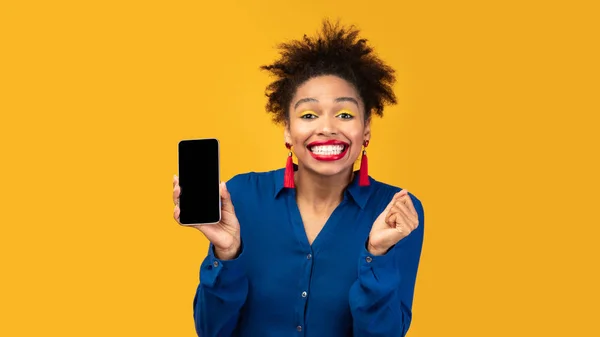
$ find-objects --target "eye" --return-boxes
[299,111,318,119]
[336,111,355,120]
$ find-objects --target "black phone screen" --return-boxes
[178,138,220,224]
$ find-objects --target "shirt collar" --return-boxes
[273,164,372,209]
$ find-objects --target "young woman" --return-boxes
[173,20,425,337]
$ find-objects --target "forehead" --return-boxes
[292,75,360,103]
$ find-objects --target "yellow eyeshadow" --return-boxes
[335,110,355,117]
[299,110,316,117]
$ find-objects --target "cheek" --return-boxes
[350,129,368,152]
[289,124,312,147]
[344,124,366,145]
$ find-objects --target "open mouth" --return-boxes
[308,144,347,155]
[306,141,350,161]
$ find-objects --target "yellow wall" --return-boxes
[1,0,598,336]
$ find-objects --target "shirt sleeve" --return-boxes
[192,174,251,337]
[192,243,248,337]
[349,194,425,337]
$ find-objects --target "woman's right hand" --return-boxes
[173,175,241,260]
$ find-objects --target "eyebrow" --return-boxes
[293,96,360,110]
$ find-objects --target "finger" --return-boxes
[398,209,416,231]
[396,198,418,228]
[386,213,408,236]
[397,189,408,197]
[174,204,180,223]
[385,205,406,227]
[391,198,415,222]
[173,185,181,205]
[398,192,417,216]
[220,182,235,213]
[387,204,413,229]
[385,205,400,224]
[383,191,404,215]
[173,174,179,188]
[392,210,413,232]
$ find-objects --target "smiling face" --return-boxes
[284,75,371,178]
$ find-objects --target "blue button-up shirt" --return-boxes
[193,167,425,337]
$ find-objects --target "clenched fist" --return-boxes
[367,189,419,256]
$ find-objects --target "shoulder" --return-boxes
[225,168,282,188]
[225,167,284,203]
[368,178,425,219]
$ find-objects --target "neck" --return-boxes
[294,164,354,211]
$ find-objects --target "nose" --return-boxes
[317,114,338,136]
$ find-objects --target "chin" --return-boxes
[302,160,355,178]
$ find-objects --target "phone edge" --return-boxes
[177,137,222,225]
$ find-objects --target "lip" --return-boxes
[307,140,349,147]
[306,140,350,161]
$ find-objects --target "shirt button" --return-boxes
[306,253,312,259]
[301,291,307,297]
[297,326,302,332]
[213,261,219,267]
[366,256,373,263]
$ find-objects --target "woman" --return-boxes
[173,20,425,337]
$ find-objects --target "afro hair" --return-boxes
[260,19,398,125]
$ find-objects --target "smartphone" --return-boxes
[177,138,221,225]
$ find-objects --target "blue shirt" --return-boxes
[193,167,425,337]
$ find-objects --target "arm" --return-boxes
[193,243,248,337]
[189,174,250,336]
[349,197,425,337]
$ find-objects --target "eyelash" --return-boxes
[300,112,318,119]
[336,112,354,119]
[299,112,355,120]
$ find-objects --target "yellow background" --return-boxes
[1,0,598,336]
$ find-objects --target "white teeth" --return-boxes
[310,145,345,155]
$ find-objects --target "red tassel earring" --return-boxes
[359,140,370,186]
[284,143,295,188]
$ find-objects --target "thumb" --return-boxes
[382,226,405,247]
[220,182,234,213]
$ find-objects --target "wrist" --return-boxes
[368,247,388,256]
[214,242,241,260]
[367,240,389,256]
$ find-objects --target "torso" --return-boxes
[225,169,408,337]
[296,200,339,245]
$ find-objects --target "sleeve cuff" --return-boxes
[200,242,246,288]
[358,240,402,297]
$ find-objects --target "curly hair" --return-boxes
[260,19,398,125]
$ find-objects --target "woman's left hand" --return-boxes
[367,190,419,256]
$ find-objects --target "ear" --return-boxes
[283,123,292,145]
[363,117,372,143]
